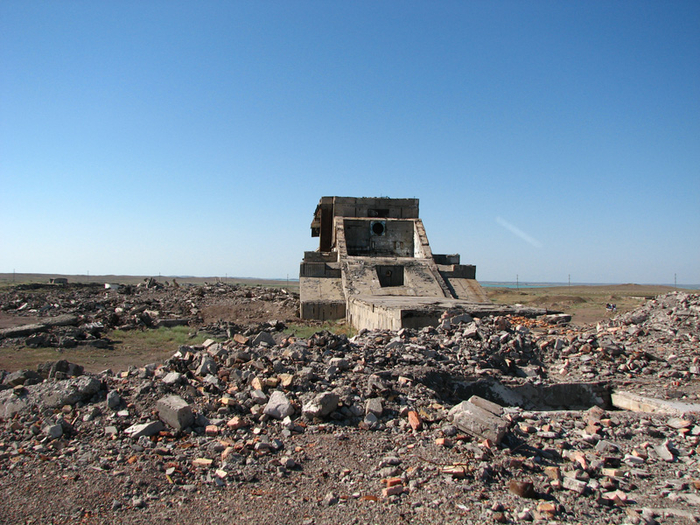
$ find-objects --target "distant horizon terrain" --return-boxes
[0,273,697,291]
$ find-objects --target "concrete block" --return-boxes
[467,395,504,416]
[157,395,194,431]
[611,390,700,415]
[449,400,509,444]
[562,476,588,494]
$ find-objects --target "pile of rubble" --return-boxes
[533,292,700,397]
[0,280,299,349]
[0,292,699,524]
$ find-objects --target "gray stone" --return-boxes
[655,441,675,462]
[202,374,221,388]
[4,369,42,387]
[162,372,183,385]
[124,420,164,439]
[264,391,295,419]
[44,423,63,439]
[463,323,482,340]
[250,389,268,404]
[451,313,473,325]
[207,343,227,358]
[106,390,121,409]
[0,314,79,339]
[364,412,379,426]
[323,492,339,506]
[328,357,349,370]
[365,397,384,417]
[156,395,194,431]
[0,375,103,418]
[302,392,339,419]
[196,356,217,376]
[36,360,84,380]
[252,331,276,347]
[595,440,620,454]
[611,390,700,416]
[194,413,210,427]
[467,395,504,416]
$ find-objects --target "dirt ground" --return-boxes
[485,284,694,325]
[199,299,298,327]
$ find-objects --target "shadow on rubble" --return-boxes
[392,366,612,411]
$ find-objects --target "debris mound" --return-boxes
[0,291,699,524]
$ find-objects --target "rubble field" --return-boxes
[0,281,699,524]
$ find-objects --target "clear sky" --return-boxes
[1,1,699,284]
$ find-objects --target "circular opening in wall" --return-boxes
[371,221,385,236]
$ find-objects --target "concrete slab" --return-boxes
[449,400,509,444]
[611,390,700,415]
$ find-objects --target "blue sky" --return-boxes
[1,1,698,284]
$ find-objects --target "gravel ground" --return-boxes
[0,287,699,524]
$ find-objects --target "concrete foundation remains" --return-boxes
[300,196,529,331]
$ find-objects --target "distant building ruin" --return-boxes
[299,196,494,330]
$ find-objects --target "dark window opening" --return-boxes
[371,221,385,236]
[377,265,404,287]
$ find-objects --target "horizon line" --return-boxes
[0,272,698,288]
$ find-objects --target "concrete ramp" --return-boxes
[444,277,490,302]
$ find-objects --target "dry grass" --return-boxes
[486,283,696,325]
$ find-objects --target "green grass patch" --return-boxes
[110,325,214,352]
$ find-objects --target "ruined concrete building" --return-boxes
[299,196,496,330]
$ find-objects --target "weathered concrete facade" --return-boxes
[300,196,497,330]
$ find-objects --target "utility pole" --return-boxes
[568,274,571,288]
[675,273,677,290]
[516,274,519,290]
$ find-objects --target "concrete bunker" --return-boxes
[300,196,497,331]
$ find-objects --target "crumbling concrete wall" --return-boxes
[300,196,491,330]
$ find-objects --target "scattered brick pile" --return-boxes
[0,291,698,524]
